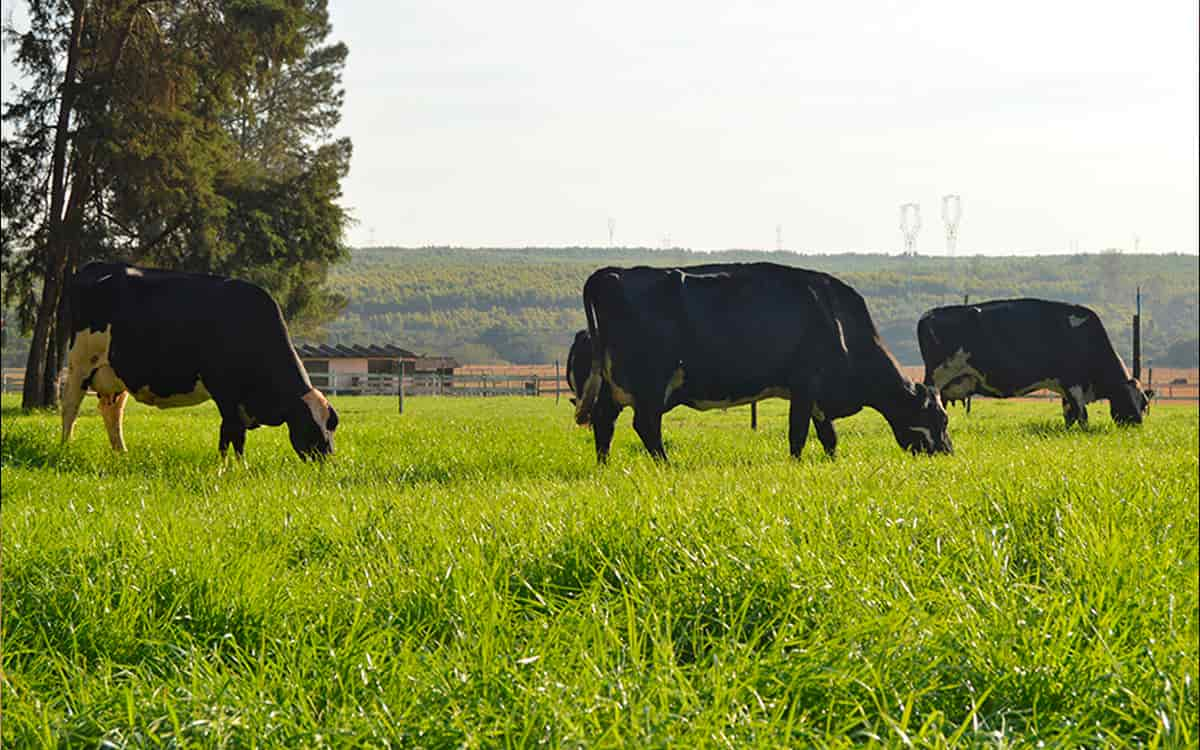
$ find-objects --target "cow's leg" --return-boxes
[1064,386,1088,429]
[632,407,667,461]
[1062,397,1079,428]
[97,391,128,452]
[60,367,88,444]
[218,419,247,469]
[813,415,837,457]
[788,396,812,458]
[592,399,621,464]
[215,401,248,471]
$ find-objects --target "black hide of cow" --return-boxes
[62,262,338,460]
[917,298,1149,427]
[569,263,952,462]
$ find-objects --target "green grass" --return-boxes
[2,394,1197,747]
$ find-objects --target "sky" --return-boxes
[5,1,1199,254]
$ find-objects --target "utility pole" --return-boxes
[1132,286,1142,381]
[900,203,921,256]
[941,194,961,257]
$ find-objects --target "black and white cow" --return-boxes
[569,263,953,462]
[62,262,338,462]
[917,298,1149,427]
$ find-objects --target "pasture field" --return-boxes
[1,394,1197,747]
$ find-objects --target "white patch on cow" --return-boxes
[693,387,790,411]
[97,391,128,451]
[302,388,333,441]
[931,349,974,393]
[811,403,826,421]
[834,318,848,355]
[1068,314,1088,328]
[909,426,933,443]
[63,325,128,446]
[610,381,635,407]
[132,379,211,409]
[932,349,1066,400]
[237,404,259,428]
[932,348,989,400]
[663,366,685,405]
[218,450,239,475]
[603,353,635,407]
[1068,385,1094,407]
[67,325,124,394]
[1014,379,1064,398]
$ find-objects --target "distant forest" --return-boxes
[318,247,1199,368]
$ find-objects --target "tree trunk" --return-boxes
[21,1,86,410]
[43,310,62,405]
[22,256,61,408]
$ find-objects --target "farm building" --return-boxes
[295,344,459,395]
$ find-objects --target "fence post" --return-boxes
[750,401,757,430]
[555,359,561,404]
[1132,286,1142,381]
[397,371,404,415]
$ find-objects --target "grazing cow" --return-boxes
[917,298,1149,427]
[569,263,952,462]
[61,262,338,462]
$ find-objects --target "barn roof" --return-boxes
[296,343,418,359]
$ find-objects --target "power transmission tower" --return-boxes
[941,194,961,257]
[900,203,921,256]
[608,217,616,247]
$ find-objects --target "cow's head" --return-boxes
[1110,378,1150,426]
[566,329,591,417]
[288,389,339,459]
[890,382,953,455]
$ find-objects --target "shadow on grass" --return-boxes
[1018,419,1115,439]
[0,403,35,420]
[0,427,79,470]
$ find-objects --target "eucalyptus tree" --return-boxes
[1,0,350,409]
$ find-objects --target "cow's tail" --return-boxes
[916,314,938,385]
[574,272,610,425]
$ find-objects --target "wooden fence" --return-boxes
[307,371,569,399]
[0,368,571,401]
[3,367,1197,402]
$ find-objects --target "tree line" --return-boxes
[320,247,1199,368]
[2,0,351,410]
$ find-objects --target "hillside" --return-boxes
[2,249,1194,370]
[319,247,1199,367]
